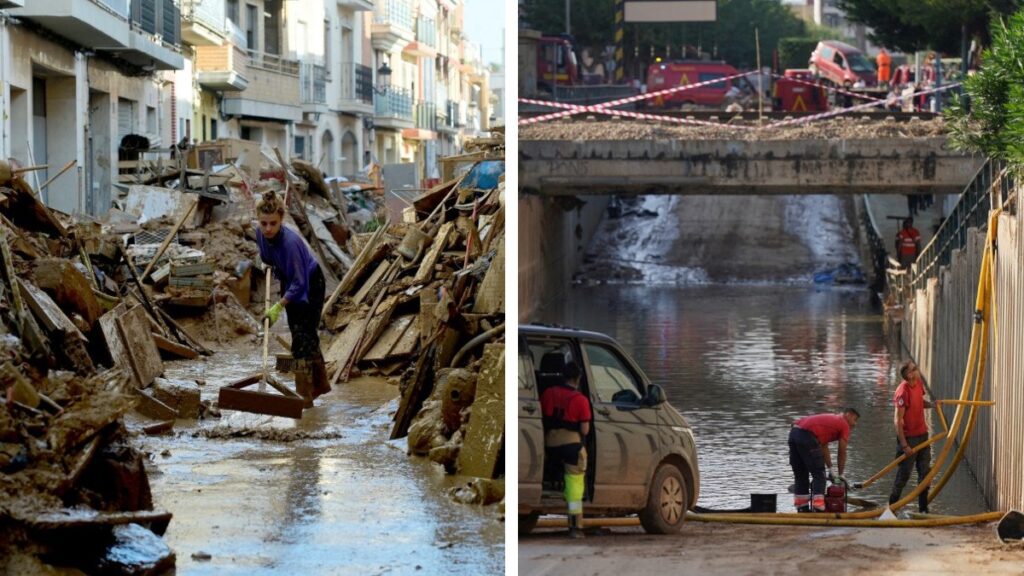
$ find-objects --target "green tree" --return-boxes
[835,0,1021,53]
[946,10,1024,165]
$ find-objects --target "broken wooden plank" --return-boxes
[217,374,304,419]
[321,223,389,320]
[16,278,86,338]
[456,343,505,478]
[362,314,416,362]
[134,388,179,421]
[116,305,163,388]
[389,316,421,358]
[472,236,504,314]
[142,420,175,435]
[17,508,174,532]
[323,321,363,372]
[355,294,399,360]
[152,333,199,360]
[99,304,130,372]
[414,222,454,284]
[390,344,436,439]
[352,259,389,307]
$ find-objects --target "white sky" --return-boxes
[463,0,505,68]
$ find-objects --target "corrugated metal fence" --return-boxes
[899,168,1022,511]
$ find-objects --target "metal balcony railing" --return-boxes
[300,62,327,105]
[339,62,374,105]
[415,101,437,130]
[130,0,180,46]
[246,49,300,75]
[416,15,436,47]
[910,158,1014,291]
[373,0,413,30]
[374,86,413,119]
[181,0,225,33]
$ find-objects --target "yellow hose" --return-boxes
[535,511,1005,529]
[857,433,945,489]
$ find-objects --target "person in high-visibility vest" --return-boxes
[540,360,592,538]
[876,49,892,87]
[895,217,922,269]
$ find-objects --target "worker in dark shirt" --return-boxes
[789,408,860,511]
[540,360,592,538]
[255,190,328,407]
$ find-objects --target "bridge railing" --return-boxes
[909,157,1014,291]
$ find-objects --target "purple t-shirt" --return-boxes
[256,225,319,304]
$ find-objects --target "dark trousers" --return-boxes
[285,265,325,360]
[889,433,931,512]
[789,427,826,496]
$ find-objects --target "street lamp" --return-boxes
[374,62,392,95]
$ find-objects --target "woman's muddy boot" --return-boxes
[293,359,314,408]
[311,354,330,399]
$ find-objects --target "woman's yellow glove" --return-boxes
[264,302,284,326]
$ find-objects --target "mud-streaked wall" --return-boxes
[519,195,609,322]
[902,201,1024,511]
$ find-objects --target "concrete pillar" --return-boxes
[45,73,81,214]
[0,18,9,159]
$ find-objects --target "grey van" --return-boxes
[519,324,700,534]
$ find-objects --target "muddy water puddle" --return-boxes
[542,284,990,515]
[134,349,503,575]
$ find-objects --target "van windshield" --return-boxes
[846,53,875,73]
[698,72,727,89]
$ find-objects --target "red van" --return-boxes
[808,41,877,88]
[644,61,752,108]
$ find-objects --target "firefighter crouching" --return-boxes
[540,360,592,538]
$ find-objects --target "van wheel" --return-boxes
[519,512,540,534]
[639,464,688,534]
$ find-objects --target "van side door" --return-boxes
[582,340,661,510]
[518,335,543,507]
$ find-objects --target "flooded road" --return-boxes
[133,350,504,575]
[540,284,989,515]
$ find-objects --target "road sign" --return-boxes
[624,0,717,22]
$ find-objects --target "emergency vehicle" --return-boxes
[772,69,829,112]
[643,60,751,108]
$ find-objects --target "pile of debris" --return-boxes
[520,115,951,141]
[0,163,176,574]
[319,142,506,504]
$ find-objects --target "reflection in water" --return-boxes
[541,284,988,514]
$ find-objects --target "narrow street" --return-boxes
[138,351,504,575]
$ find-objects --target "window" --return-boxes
[226,0,239,25]
[833,51,845,68]
[584,343,643,405]
[294,135,306,160]
[146,106,156,135]
[210,118,218,140]
[698,72,727,89]
[527,339,577,394]
[245,4,258,52]
[518,347,534,393]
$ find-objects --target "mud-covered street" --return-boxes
[136,350,504,575]
[520,522,1024,575]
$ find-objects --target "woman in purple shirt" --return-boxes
[255,190,328,407]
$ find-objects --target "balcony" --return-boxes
[121,0,183,70]
[222,50,301,122]
[181,0,226,47]
[195,43,249,90]
[0,0,24,8]
[337,0,373,10]
[339,62,375,115]
[9,0,131,49]
[437,99,461,134]
[404,15,437,57]
[374,86,414,130]
[402,100,437,140]
[371,0,414,52]
[300,62,328,114]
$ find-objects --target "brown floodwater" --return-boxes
[539,284,990,515]
[133,349,504,575]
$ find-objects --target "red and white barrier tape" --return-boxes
[770,72,884,103]
[764,82,961,129]
[520,98,755,129]
[519,70,759,125]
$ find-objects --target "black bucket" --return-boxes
[997,510,1024,542]
[750,493,777,513]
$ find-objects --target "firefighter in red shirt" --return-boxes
[789,408,860,511]
[889,361,935,513]
[540,360,592,538]
[895,217,922,269]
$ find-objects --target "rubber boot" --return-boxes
[311,353,331,399]
[294,359,314,408]
[567,513,584,539]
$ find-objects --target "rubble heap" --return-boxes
[320,142,506,503]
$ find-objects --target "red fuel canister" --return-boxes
[825,484,846,512]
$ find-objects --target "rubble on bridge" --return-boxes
[520,115,950,141]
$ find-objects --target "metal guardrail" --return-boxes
[374,86,413,119]
[181,0,225,33]
[300,62,327,105]
[373,0,413,30]
[246,49,300,76]
[910,158,1014,291]
[339,62,373,105]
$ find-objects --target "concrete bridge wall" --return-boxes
[521,138,983,196]
[519,194,609,322]
[902,202,1024,511]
